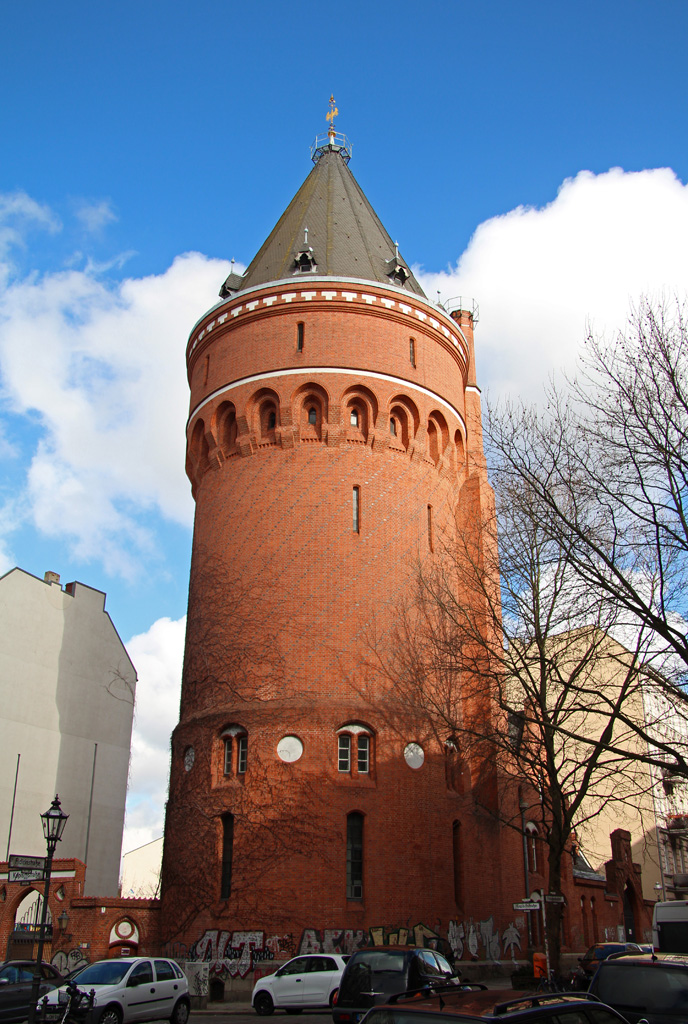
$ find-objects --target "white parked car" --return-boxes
[38,957,190,1024]
[252,954,349,1015]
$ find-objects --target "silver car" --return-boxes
[39,958,190,1024]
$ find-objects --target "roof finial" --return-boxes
[394,240,399,259]
[304,227,308,244]
[326,94,339,145]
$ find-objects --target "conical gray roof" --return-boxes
[223,145,425,298]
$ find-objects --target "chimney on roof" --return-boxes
[44,571,61,586]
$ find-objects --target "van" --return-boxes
[653,900,688,953]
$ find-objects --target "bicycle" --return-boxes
[39,980,96,1024]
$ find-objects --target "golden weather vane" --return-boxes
[326,94,339,128]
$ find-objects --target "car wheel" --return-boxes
[254,992,275,1016]
[329,990,338,1008]
[99,1006,123,1024]
[170,999,190,1024]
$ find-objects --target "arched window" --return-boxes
[350,409,359,427]
[268,411,276,430]
[346,812,364,899]
[390,417,397,436]
[220,813,234,899]
[222,726,248,776]
[338,725,372,775]
[308,407,317,425]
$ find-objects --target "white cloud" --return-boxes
[123,615,186,854]
[416,167,688,401]
[75,199,117,234]
[0,252,234,576]
[0,191,61,286]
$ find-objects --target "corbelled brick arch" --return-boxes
[159,123,509,970]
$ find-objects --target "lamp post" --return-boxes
[27,795,68,1024]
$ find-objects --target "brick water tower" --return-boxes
[159,110,505,966]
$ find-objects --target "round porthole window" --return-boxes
[404,742,424,769]
[183,746,195,772]
[277,736,304,763]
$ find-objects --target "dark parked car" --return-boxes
[588,951,688,1023]
[333,947,461,1023]
[358,987,630,1023]
[577,942,643,978]
[0,961,65,1023]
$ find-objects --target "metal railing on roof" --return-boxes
[311,132,352,164]
[444,296,480,323]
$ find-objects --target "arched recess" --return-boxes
[108,917,141,956]
[214,400,238,454]
[427,411,449,465]
[188,417,211,486]
[8,889,52,959]
[342,385,378,444]
[247,387,281,443]
[292,382,329,442]
[454,428,466,472]
[389,394,419,452]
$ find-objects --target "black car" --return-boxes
[588,951,688,1023]
[0,961,66,1023]
[358,987,629,1023]
[333,947,461,1023]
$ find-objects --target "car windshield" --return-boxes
[351,953,405,973]
[70,962,133,986]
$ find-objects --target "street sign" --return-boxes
[9,868,45,883]
[513,901,541,911]
[545,894,566,903]
[9,855,46,870]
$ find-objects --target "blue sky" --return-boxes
[3,0,688,853]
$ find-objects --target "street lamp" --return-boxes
[27,795,68,1024]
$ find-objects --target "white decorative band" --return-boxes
[188,366,467,439]
[189,287,468,360]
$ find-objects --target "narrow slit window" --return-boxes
[338,734,351,772]
[308,407,317,425]
[203,354,210,385]
[353,486,360,533]
[347,813,364,900]
[390,417,397,436]
[427,505,434,552]
[410,338,416,367]
[297,322,304,352]
[221,814,234,899]
[223,737,232,775]
[237,735,248,774]
[357,735,370,774]
[268,410,276,430]
[350,409,359,427]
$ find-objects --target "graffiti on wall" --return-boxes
[52,949,90,975]
[188,918,523,978]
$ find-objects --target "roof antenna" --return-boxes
[326,94,339,145]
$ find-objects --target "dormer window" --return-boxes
[294,250,317,273]
[386,257,410,287]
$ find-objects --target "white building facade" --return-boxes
[0,568,136,896]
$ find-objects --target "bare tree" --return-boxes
[487,297,688,685]
[371,466,661,972]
